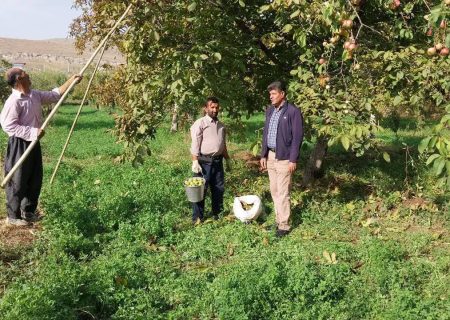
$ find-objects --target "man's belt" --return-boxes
[198,154,223,163]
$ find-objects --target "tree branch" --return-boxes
[348,0,389,40]
[234,19,289,71]
[207,0,289,71]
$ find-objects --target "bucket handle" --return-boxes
[193,169,206,180]
[187,170,206,184]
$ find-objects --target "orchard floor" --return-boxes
[0,105,448,319]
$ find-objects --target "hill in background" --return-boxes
[0,37,124,73]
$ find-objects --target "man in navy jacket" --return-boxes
[260,81,303,237]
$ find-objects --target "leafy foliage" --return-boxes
[419,104,450,187]
[267,0,450,179]
[70,0,450,184]
[89,65,128,111]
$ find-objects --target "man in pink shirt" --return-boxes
[1,68,81,226]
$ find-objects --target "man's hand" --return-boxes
[59,75,83,95]
[38,129,45,139]
[192,160,202,173]
[70,74,83,84]
[288,162,297,173]
[260,157,267,170]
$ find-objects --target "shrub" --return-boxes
[0,59,12,102]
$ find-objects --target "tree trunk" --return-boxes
[170,103,179,133]
[302,136,328,187]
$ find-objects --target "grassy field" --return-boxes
[0,105,448,319]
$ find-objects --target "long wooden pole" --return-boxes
[1,3,133,188]
[49,43,108,185]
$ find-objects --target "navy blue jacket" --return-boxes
[260,101,304,163]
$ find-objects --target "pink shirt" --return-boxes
[190,115,226,156]
[1,88,60,141]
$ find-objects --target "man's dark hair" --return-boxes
[5,68,23,87]
[267,81,286,93]
[205,96,219,105]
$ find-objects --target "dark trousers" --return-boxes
[192,157,224,221]
[4,137,43,219]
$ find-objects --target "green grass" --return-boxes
[0,105,448,319]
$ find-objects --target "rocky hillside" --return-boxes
[0,37,124,73]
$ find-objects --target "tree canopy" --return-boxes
[71,0,450,187]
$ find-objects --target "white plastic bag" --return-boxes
[233,195,262,223]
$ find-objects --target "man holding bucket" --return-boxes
[190,96,231,224]
[260,81,303,237]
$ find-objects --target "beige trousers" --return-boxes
[267,150,292,231]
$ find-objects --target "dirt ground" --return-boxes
[233,151,261,170]
[0,218,40,250]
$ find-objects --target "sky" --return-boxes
[0,0,82,40]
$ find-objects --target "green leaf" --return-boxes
[383,152,391,163]
[434,157,445,176]
[290,9,300,18]
[327,137,336,147]
[341,136,350,151]
[295,32,306,47]
[239,0,245,7]
[282,24,293,33]
[429,5,442,25]
[154,31,160,41]
[429,136,437,148]
[187,2,197,12]
[410,94,420,105]
[418,136,432,154]
[393,95,402,106]
[200,54,208,60]
[342,50,350,61]
[436,139,444,154]
[260,4,271,12]
[426,153,440,166]
[252,144,259,156]
[213,52,222,61]
[356,127,363,139]
[441,114,450,124]
[445,33,450,48]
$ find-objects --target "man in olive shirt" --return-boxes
[190,97,230,224]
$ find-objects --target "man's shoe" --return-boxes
[21,211,42,223]
[212,214,219,221]
[192,217,203,226]
[276,229,290,238]
[6,217,30,226]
